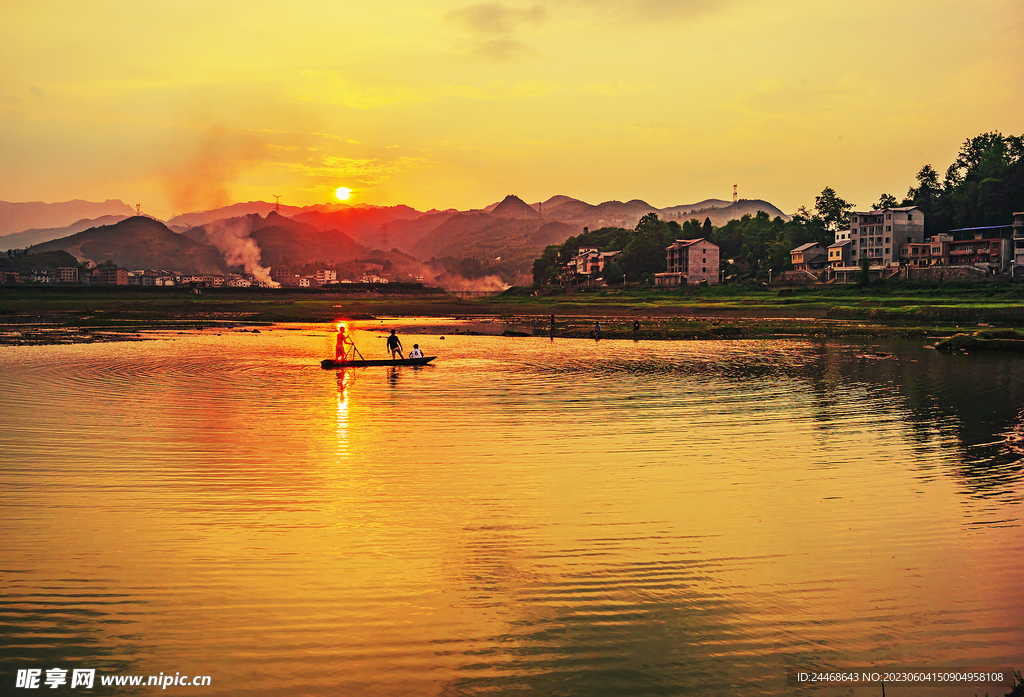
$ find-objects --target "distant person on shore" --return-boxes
[335,324,354,362]
[409,344,424,359]
[387,329,404,360]
[593,321,601,340]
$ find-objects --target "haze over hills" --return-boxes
[288,205,428,250]
[15,193,790,285]
[167,201,353,230]
[0,215,130,249]
[185,211,368,270]
[31,217,227,273]
[0,199,135,236]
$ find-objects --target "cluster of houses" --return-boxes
[564,240,721,288]
[788,208,1024,283]
[0,267,277,287]
[268,266,408,287]
[0,264,414,288]
[562,208,1024,287]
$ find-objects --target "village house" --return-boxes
[57,267,79,283]
[568,247,621,277]
[1014,212,1024,272]
[946,226,1013,272]
[655,238,720,287]
[790,243,828,271]
[898,226,1012,272]
[827,240,853,269]
[316,269,337,284]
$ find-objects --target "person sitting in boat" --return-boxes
[409,344,423,359]
[335,324,354,362]
[386,329,404,360]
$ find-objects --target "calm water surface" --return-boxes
[2,321,1022,696]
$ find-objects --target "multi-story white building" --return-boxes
[655,238,720,286]
[849,206,925,266]
[316,269,337,284]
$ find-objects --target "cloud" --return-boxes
[446,3,548,35]
[559,0,728,23]
[446,3,548,61]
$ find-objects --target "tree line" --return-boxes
[532,131,1023,285]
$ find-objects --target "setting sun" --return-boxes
[335,187,351,201]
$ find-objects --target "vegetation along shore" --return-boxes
[3,283,1024,348]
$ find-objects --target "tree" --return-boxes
[859,255,871,286]
[875,193,899,210]
[603,261,624,285]
[702,217,713,238]
[635,212,661,233]
[814,187,854,231]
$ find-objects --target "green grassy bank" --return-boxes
[1,283,1023,345]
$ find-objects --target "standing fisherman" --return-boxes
[386,329,404,360]
[335,323,354,362]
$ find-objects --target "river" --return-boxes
[1,320,1022,696]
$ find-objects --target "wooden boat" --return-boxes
[321,356,436,369]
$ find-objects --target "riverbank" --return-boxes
[2,284,1022,346]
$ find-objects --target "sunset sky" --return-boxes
[2,0,1021,219]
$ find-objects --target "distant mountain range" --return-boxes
[17,194,789,283]
[0,199,134,236]
[31,217,227,273]
[0,214,130,249]
[167,201,351,229]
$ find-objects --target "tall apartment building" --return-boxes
[849,206,925,265]
[655,238,719,286]
[96,267,129,285]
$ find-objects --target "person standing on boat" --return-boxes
[335,324,354,362]
[386,329,404,360]
[409,344,423,359]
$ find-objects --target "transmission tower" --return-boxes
[732,185,737,204]
[136,203,141,215]
[273,195,281,212]
[379,224,390,251]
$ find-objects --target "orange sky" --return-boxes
[2,0,1022,219]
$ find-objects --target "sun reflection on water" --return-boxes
[335,369,351,461]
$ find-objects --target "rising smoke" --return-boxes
[435,273,509,292]
[202,217,279,287]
